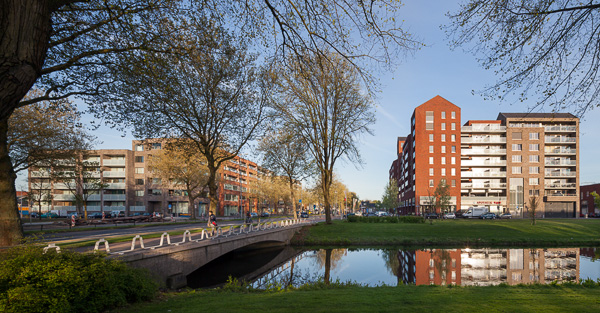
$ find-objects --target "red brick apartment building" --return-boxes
[580,183,600,216]
[391,96,580,218]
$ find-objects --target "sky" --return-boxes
[17,1,600,199]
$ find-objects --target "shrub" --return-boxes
[0,244,157,313]
[347,216,424,224]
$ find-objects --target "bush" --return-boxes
[347,216,424,224]
[0,244,157,313]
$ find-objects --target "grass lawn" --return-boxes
[113,284,600,313]
[293,219,600,247]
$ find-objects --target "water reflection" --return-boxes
[253,247,598,288]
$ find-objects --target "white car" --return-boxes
[375,211,389,217]
[443,212,456,219]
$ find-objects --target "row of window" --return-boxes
[511,155,539,163]
[429,145,457,153]
[429,179,456,187]
[429,134,456,142]
[429,168,457,176]
[512,144,539,151]
[429,156,457,165]
[512,132,539,140]
[425,121,458,131]
[511,167,540,174]
[134,143,162,151]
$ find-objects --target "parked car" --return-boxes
[41,212,59,218]
[479,212,497,219]
[89,212,103,219]
[500,212,512,219]
[30,212,39,218]
[366,212,377,217]
[375,211,389,217]
[424,212,439,219]
[142,212,151,217]
[443,212,456,219]
[300,212,309,218]
[250,212,258,218]
[260,212,270,218]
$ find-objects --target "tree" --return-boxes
[434,180,452,214]
[275,52,375,224]
[258,128,314,219]
[591,191,600,215]
[94,20,272,217]
[1,0,420,246]
[447,1,600,114]
[27,169,53,220]
[382,179,399,212]
[527,193,540,225]
[147,142,210,219]
[8,89,94,174]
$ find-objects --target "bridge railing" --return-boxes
[84,218,310,255]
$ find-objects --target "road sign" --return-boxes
[299,199,302,203]
[313,204,316,209]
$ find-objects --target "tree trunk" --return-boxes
[0,117,22,246]
[289,180,297,219]
[324,249,332,285]
[322,171,333,224]
[187,184,196,219]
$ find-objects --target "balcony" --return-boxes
[462,148,506,155]
[53,183,73,189]
[54,206,76,211]
[545,194,578,201]
[461,171,507,178]
[53,194,75,201]
[30,171,50,177]
[461,183,507,189]
[86,194,101,201]
[545,136,576,144]
[461,159,506,166]
[545,126,576,132]
[103,159,126,166]
[32,183,52,189]
[130,206,146,212]
[85,206,101,212]
[545,159,576,166]
[461,137,506,144]
[545,171,576,177]
[105,183,126,189]
[461,125,506,132]
[545,148,576,155]
[545,183,577,189]
[88,171,101,178]
[103,194,126,201]
[104,205,126,211]
[103,171,126,177]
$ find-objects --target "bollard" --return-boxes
[43,243,61,254]
[94,238,111,253]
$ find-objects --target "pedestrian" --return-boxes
[245,211,252,224]
[208,211,217,236]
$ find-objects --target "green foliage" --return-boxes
[347,216,424,224]
[0,245,157,313]
[381,179,398,210]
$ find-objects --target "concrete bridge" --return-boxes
[100,220,309,289]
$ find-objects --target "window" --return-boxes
[151,143,162,150]
[529,178,539,185]
[512,166,522,174]
[529,132,539,140]
[429,179,434,187]
[441,111,446,119]
[451,134,456,142]
[451,157,456,164]
[135,190,144,196]
[429,134,434,142]
[451,123,456,130]
[441,123,446,130]
[451,168,456,176]
[135,167,144,174]
[135,144,144,151]
[426,111,434,130]
[512,132,522,140]
[529,167,539,174]
[451,111,456,119]
[529,144,539,151]
[441,157,446,164]
[529,189,540,196]
[451,146,456,153]
[429,168,434,176]
[441,168,446,176]
[135,179,144,185]
[152,178,162,184]
[529,155,539,163]
[451,179,456,187]
[429,157,434,165]
[441,146,446,153]
[429,146,434,153]
[441,134,446,142]
[134,156,144,163]
[512,155,522,163]
[135,201,144,206]
[149,189,162,196]
[512,144,522,151]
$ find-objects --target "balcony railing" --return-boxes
[462,148,506,155]
[103,171,126,177]
[129,206,146,212]
[54,206,76,211]
[461,125,506,132]
[545,136,577,143]
[461,160,506,166]
[104,205,126,210]
[461,183,507,189]
[30,171,50,177]
[544,159,576,166]
[544,183,577,188]
[461,137,506,144]
[85,206,101,212]
[53,194,75,201]
[86,194,101,201]
[105,183,126,189]
[53,183,73,189]
[545,148,576,154]
[102,159,126,166]
[461,171,507,178]
[103,194,126,201]
[545,171,576,177]
[545,126,576,132]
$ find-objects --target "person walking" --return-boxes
[245,211,252,224]
[208,211,217,236]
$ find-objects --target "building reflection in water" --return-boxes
[398,248,579,286]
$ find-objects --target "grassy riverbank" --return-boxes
[292,218,600,247]
[114,284,600,312]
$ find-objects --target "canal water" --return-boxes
[187,247,600,288]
